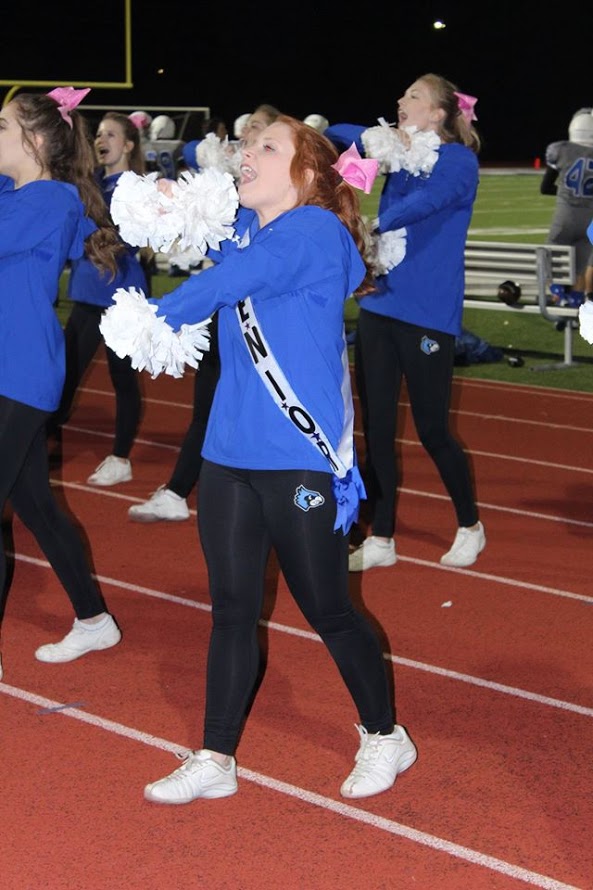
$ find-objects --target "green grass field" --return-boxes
[58,169,593,392]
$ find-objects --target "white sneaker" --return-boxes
[128,486,190,523]
[348,536,396,572]
[340,724,417,799]
[144,750,238,804]
[35,615,121,663]
[87,455,132,487]
[440,521,486,567]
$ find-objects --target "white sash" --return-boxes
[235,297,350,479]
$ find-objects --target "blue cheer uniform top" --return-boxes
[151,205,363,475]
[0,175,96,411]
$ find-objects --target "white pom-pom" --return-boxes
[369,229,407,276]
[110,171,184,252]
[99,287,158,361]
[196,133,240,177]
[110,168,238,256]
[167,244,206,271]
[404,129,441,176]
[579,300,593,345]
[99,287,212,378]
[362,122,403,174]
[225,143,243,180]
[173,168,239,254]
[361,120,441,177]
[178,321,212,369]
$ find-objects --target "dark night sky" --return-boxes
[1,2,590,163]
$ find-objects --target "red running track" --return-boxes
[1,358,592,890]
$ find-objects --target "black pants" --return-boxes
[355,309,479,537]
[51,302,141,458]
[0,396,106,618]
[168,315,220,498]
[198,461,394,755]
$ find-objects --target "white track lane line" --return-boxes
[11,552,593,716]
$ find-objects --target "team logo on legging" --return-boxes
[294,485,325,512]
[420,335,440,355]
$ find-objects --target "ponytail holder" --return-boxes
[454,91,478,124]
[330,143,379,195]
[46,86,91,128]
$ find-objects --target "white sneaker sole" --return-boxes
[87,474,132,487]
[35,629,122,663]
[440,535,486,567]
[144,782,237,804]
[128,510,189,523]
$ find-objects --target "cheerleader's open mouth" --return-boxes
[239,164,256,185]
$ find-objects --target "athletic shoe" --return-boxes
[340,724,417,799]
[348,536,396,572]
[87,455,132,487]
[144,750,238,804]
[35,615,121,664]
[128,485,190,523]
[440,521,486,567]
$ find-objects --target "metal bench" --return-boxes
[463,240,578,369]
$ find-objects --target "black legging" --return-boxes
[51,302,141,458]
[355,309,479,537]
[198,461,394,755]
[0,396,106,618]
[168,315,220,498]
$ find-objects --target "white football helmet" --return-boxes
[568,110,593,147]
[233,113,251,139]
[304,114,329,133]
[149,114,175,141]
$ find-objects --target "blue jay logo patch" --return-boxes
[294,485,325,512]
[420,335,440,355]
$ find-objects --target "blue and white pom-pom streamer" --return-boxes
[99,287,212,379]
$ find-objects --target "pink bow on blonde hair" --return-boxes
[46,86,91,128]
[331,143,379,195]
[454,91,478,125]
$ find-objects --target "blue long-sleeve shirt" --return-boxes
[0,176,96,410]
[151,204,363,475]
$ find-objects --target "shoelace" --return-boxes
[359,735,383,760]
[172,749,227,776]
[352,731,385,772]
[171,750,203,775]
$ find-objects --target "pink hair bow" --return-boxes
[331,143,379,195]
[46,86,91,128]
[454,91,478,124]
